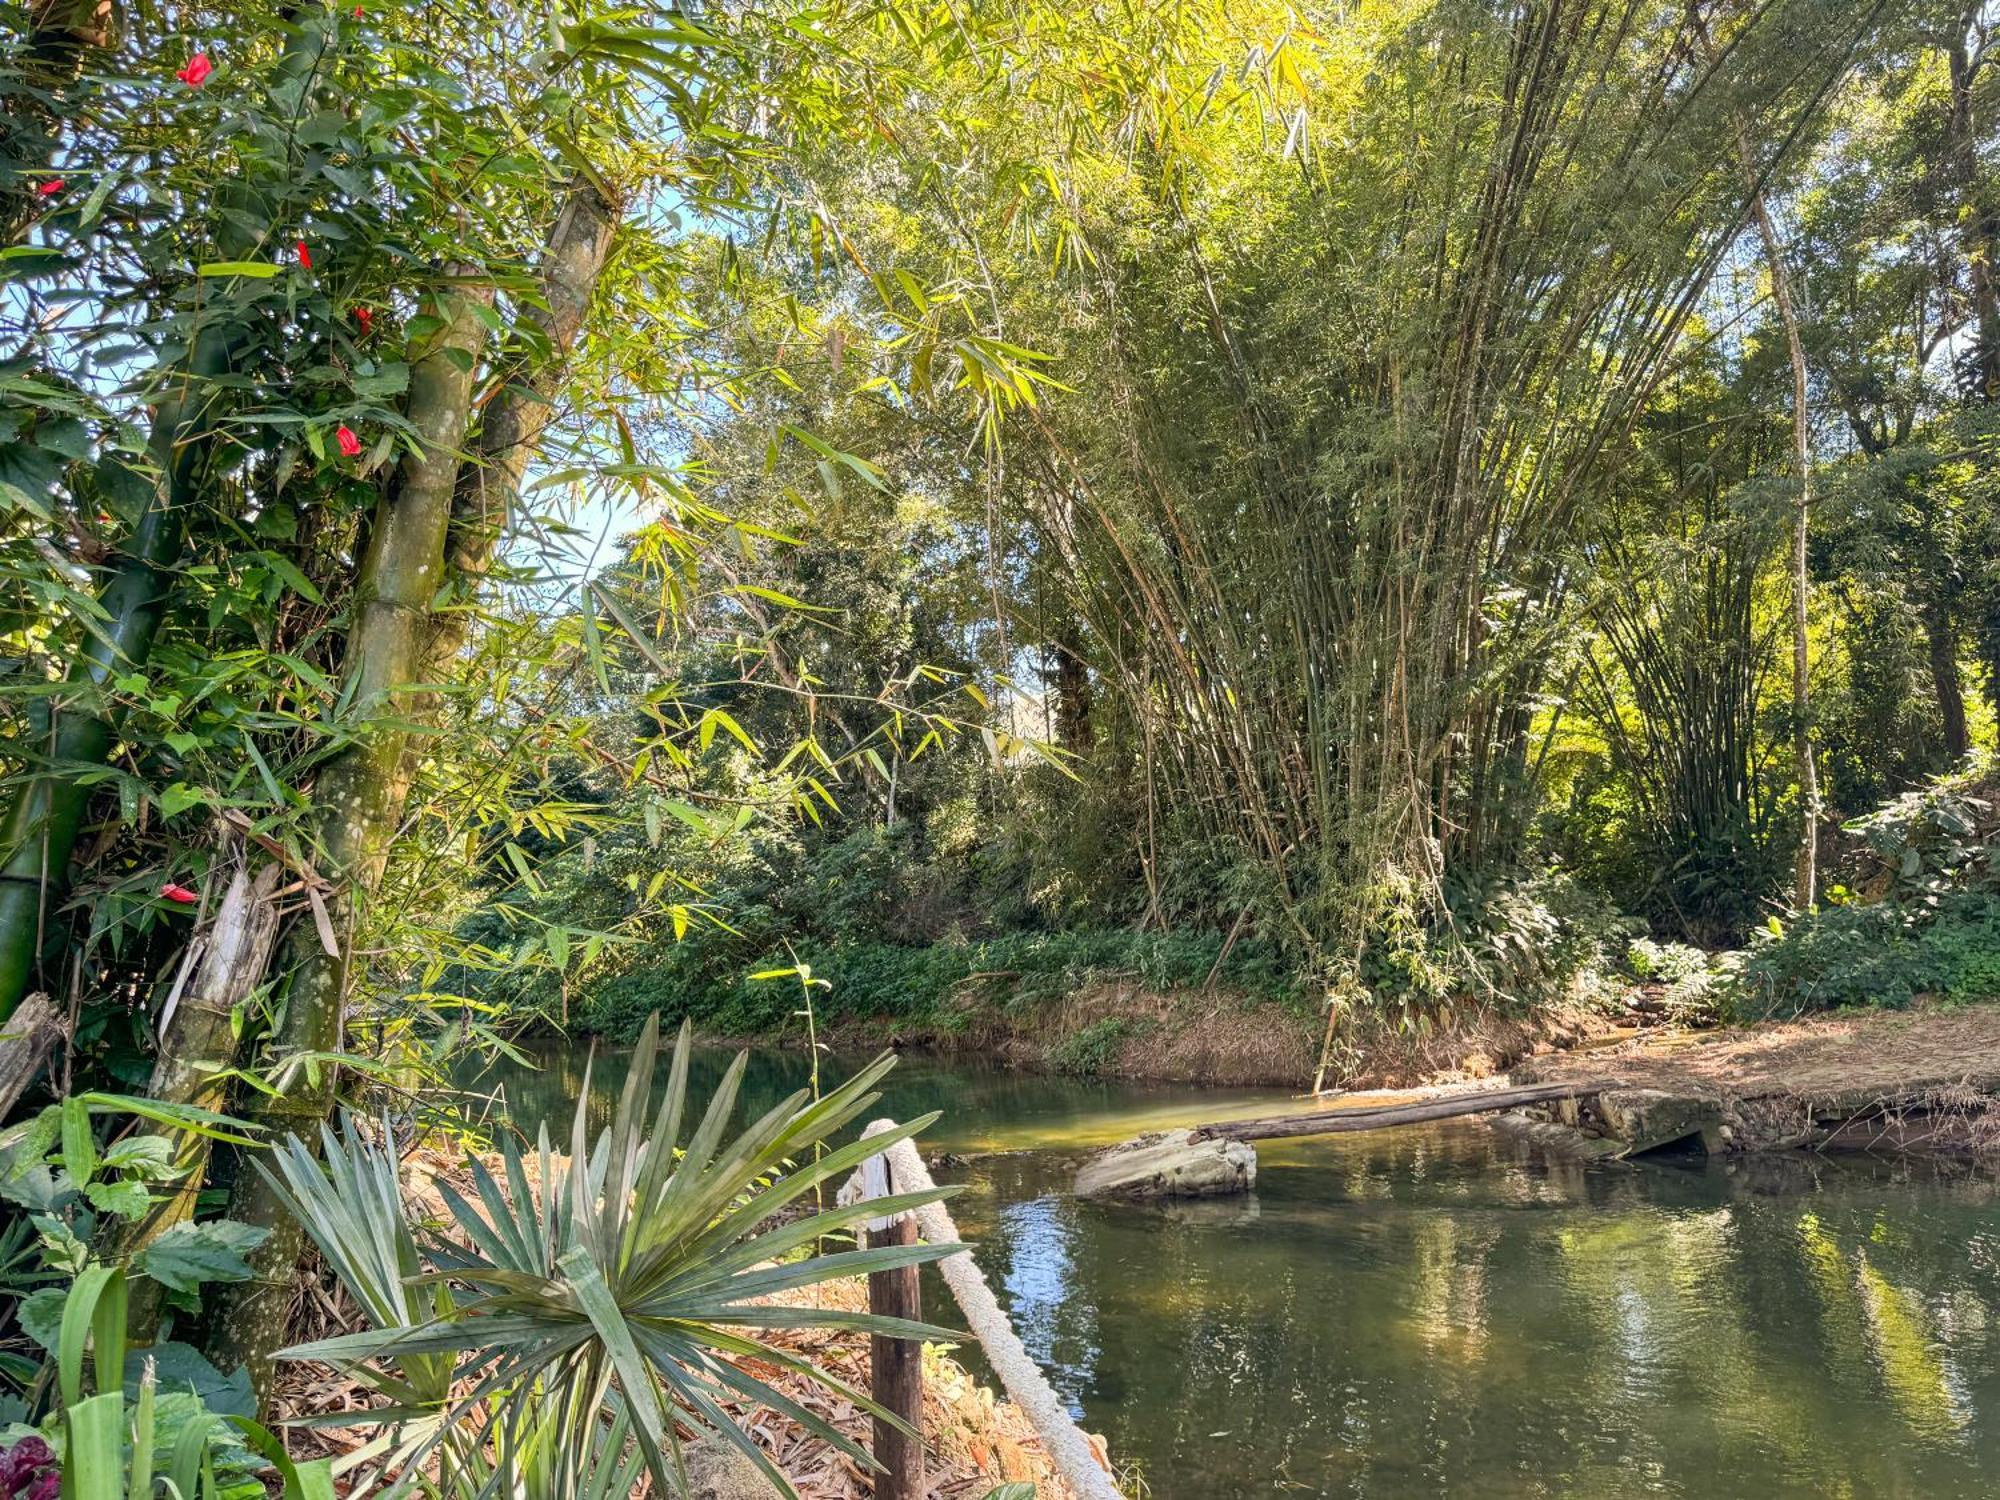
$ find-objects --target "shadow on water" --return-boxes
[458,1042,2000,1499]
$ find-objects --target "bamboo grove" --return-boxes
[5,0,2000,1427]
[725,0,2000,1002]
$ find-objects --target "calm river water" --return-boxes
[457,1043,2000,1499]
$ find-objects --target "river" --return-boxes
[458,1042,2000,1498]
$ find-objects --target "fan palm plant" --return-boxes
[266,1016,958,1499]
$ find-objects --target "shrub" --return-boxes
[271,1018,957,1499]
[1720,759,2000,1020]
[1725,891,2000,1019]
[1049,1018,1135,1076]
[1625,937,1708,986]
[576,927,1307,1041]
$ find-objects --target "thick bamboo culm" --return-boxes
[848,1120,1127,1500]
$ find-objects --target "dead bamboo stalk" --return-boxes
[0,992,63,1118]
[1188,1080,1615,1144]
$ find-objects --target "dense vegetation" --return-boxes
[6,0,2000,1482]
[440,0,2000,1057]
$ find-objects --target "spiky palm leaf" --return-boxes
[273,1016,958,1499]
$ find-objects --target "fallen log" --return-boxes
[1188,1080,1619,1144]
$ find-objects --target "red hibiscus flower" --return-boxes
[295,238,312,270]
[160,882,199,905]
[353,305,373,334]
[38,179,63,197]
[335,424,362,458]
[176,52,213,87]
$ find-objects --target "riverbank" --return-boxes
[701,978,1613,1091]
[1506,1000,2000,1154]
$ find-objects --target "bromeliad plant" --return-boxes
[266,1016,956,1498]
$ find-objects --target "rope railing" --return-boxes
[844,1118,1128,1500]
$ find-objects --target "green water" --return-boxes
[459,1044,2000,1498]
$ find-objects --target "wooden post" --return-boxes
[862,1154,924,1500]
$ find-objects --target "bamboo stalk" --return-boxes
[207,277,493,1393]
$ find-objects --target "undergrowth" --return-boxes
[1726,755,2000,1019]
[577,927,1307,1041]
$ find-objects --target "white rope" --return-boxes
[849,1119,1127,1500]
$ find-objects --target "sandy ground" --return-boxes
[1513,1002,2000,1103]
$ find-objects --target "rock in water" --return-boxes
[1074,1127,1257,1200]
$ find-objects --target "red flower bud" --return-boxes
[176,53,213,88]
[295,238,313,270]
[353,305,373,334]
[352,4,363,15]
[38,179,63,198]
[160,882,199,905]
[335,424,362,458]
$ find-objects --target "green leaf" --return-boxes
[84,1177,152,1219]
[157,783,209,819]
[65,1392,126,1500]
[100,1134,177,1179]
[61,1094,97,1183]
[19,1287,65,1351]
[136,1220,270,1293]
[350,363,410,399]
[196,262,279,278]
[249,550,324,604]
[126,1342,256,1418]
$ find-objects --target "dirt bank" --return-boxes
[745,980,1611,1091]
[1511,1002,2000,1153]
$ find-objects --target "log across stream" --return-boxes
[1076,1077,1744,1199]
[1188,1080,1613,1143]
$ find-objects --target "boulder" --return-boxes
[1074,1128,1257,1200]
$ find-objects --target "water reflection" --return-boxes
[461,1043,2000,1499]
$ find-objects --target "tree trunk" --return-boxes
[206,177,618,1394]
[1050,616,1094,754]
[1926,600,1972,760]
[205,280,493,1394]
[1710,16,1820,911]
[428,176,618,677]
[1947,17,2000,402]
[1,0,115,243]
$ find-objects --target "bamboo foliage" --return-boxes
[967,0,1880,975]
